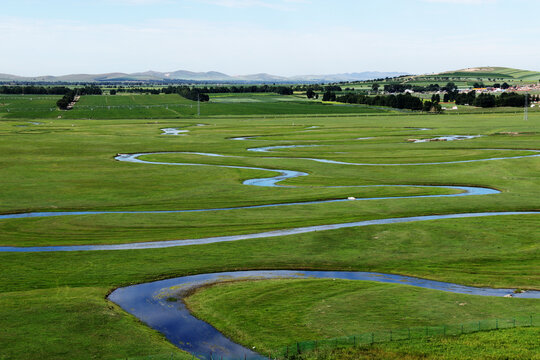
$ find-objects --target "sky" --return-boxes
[1,0,539,76]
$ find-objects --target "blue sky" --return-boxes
[1,0,539,76]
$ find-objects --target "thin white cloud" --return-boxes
[200,0,307,10]
[109,0,173,4]
[423,0,496,4]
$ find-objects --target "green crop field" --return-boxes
[0,103,538,359]
[346,67,540,90]
[0,93,392,120]
[434,67,540,81]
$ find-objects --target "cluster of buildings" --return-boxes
[470,84,540,93]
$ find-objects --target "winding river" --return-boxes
[108,270,540,360]
[4,149,540,252]
[2,137,539,359]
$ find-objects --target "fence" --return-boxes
[273,315,539,359]
[117,315,538,360]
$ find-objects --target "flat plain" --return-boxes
[0,95,538,359]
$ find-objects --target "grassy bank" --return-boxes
[0,111,538,359]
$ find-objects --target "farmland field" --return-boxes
[0,93,392,119]
[0,103,538,359]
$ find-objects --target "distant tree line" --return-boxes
[384,82,457,94]
[1,85,102,96]
[472,82,510,89]
[113,84,322,99]
[443,91,533,108]
[114,87,160,94]
[335,92,424,111]
[1,85,73,95]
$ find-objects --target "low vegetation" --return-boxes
[0,100,538,359]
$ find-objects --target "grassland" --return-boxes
[0,105,538,359]
[185,279,539,354]
[433,67,540,82]
[291,327,540,360]
[346,66,540,91]
[0,93,391,119]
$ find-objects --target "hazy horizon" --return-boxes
[2,0,539,77]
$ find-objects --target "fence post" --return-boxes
[461,324,464,334]
[513,319,516,328]
[297,342,300,354]
[353,336,356,347]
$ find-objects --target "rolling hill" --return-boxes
[424,67,540,82]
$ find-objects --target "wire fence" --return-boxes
[115,315,538,360]
[273,315,539,359]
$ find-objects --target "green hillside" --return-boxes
[423,67,540,82]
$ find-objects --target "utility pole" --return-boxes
[524,92,528,121]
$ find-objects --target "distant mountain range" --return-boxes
[0,70,409,83]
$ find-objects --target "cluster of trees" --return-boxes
[335,92,424,111]
[421,94,442,112]
[78,85,103,95]
[383,82,457,94]
[306,89,319,99]
[56,91,77,110]
[492,82,510,89]
[469,82,512,89]
[444,90,477,105]
[163,86,209,102]
[474,92,532,108]
[322,91,336,101]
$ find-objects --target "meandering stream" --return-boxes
[2,136,539,359]
[108,270,540,360]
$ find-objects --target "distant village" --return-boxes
[469,83,540,93]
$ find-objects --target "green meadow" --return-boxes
[0,99,538,359]
[347,67,540,90]
[289,327,540,360]
[0,92,391,119]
